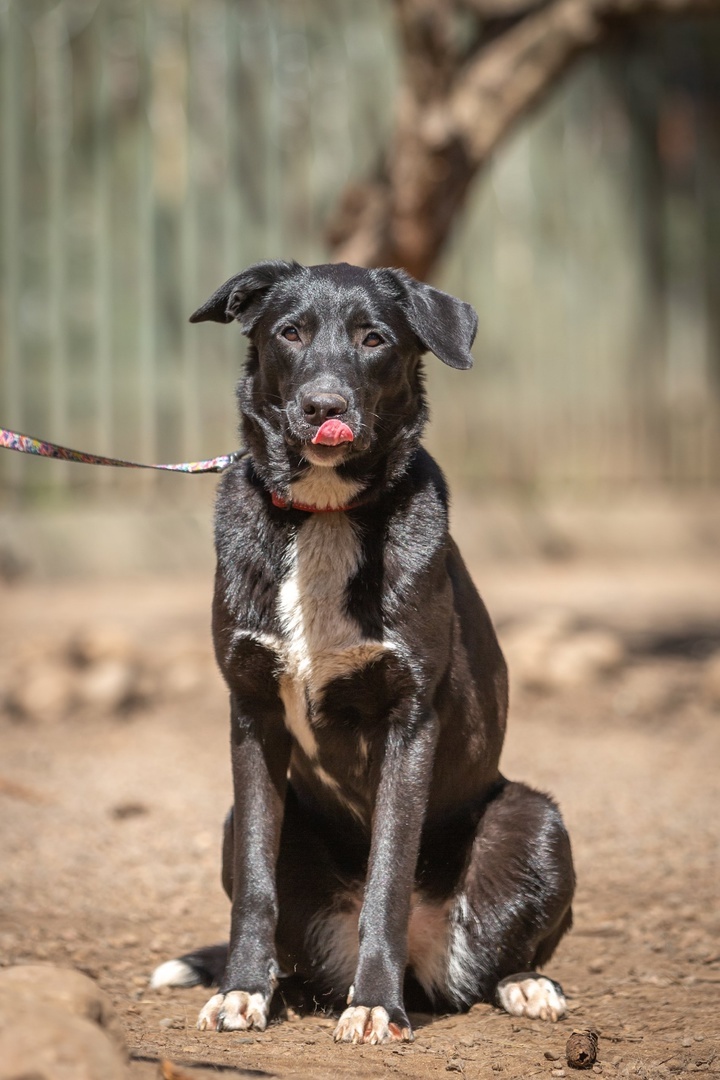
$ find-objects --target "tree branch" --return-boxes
[328,0,720,278]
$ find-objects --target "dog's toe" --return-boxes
[496,974,566,1022]
[197,990,268,1032]
[333,1005,413,1045]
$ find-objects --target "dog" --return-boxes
[150,260,575,1045]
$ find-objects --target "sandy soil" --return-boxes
[1,560,719,1080]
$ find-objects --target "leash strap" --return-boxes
[0,427,245,474]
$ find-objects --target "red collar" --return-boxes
[270,490,367,514]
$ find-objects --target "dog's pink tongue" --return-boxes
[311,419,354,446]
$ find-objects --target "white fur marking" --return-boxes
[233,628,283,653]
[150,958,200,989]
[197,990,269,1032]
[276,513,388,805]
[290,466,365,510]
[445,893,483,1007]
[496,976,566,1022]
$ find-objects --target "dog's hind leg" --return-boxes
[442,780,574,1020]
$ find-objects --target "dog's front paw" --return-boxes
[197,990,269,1032]
[496,974,566,1022]
[333,1005,413,1045]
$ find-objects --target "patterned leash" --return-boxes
[0,426,245,474]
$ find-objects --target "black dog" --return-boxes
[151,261,574,1044]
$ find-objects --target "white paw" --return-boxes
[496,975,566,1022]
[197,990,269,1032]
[333,1005,413,1045]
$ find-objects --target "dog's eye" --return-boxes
[281,326,300,342]
[363,331,384,348]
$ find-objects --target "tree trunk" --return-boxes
[327,0,720,279]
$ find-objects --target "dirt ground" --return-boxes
[1,553,719,1079]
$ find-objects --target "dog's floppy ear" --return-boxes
[189,260,302,332]
[377,269,477,370]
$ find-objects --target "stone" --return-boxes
[75,659,136,713]
[68,627,134,667]
[6,662,74,721]
[0,965,127,1056]
[501,611,623,693]
[0,1005,127,1080]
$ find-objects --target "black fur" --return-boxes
[157,262,574,1041]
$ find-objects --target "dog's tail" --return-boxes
[150,943,228,990]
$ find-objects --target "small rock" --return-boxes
[501,610,573,690]
[502,612,623,693]
[7,663,74,721]
[159,1017,183,1029]
[68,626,134,666]
[547,631,623,689]
[76,659,136,712]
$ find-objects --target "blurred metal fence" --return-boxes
[1,0,719,504]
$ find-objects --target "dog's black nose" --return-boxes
[301,392,348,426]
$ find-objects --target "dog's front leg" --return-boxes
[198,690,290,1033]
[334,711,439,1045]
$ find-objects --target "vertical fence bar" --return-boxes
[42,6,72,488]
[137,1,157,484]
[221,0,237,279]
[221,0,244,441]
[1,0,22,492]
[92,2,114,488]
[180,2,199,462]
[264,1,282,258]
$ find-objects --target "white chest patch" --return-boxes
[290,467,365,511]
[276,512,388,768]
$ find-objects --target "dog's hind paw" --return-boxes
[197,990,269,1032]
[496,974,567,1022]
[333,1005,413,1045]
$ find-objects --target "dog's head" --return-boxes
[190,261,477,492]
